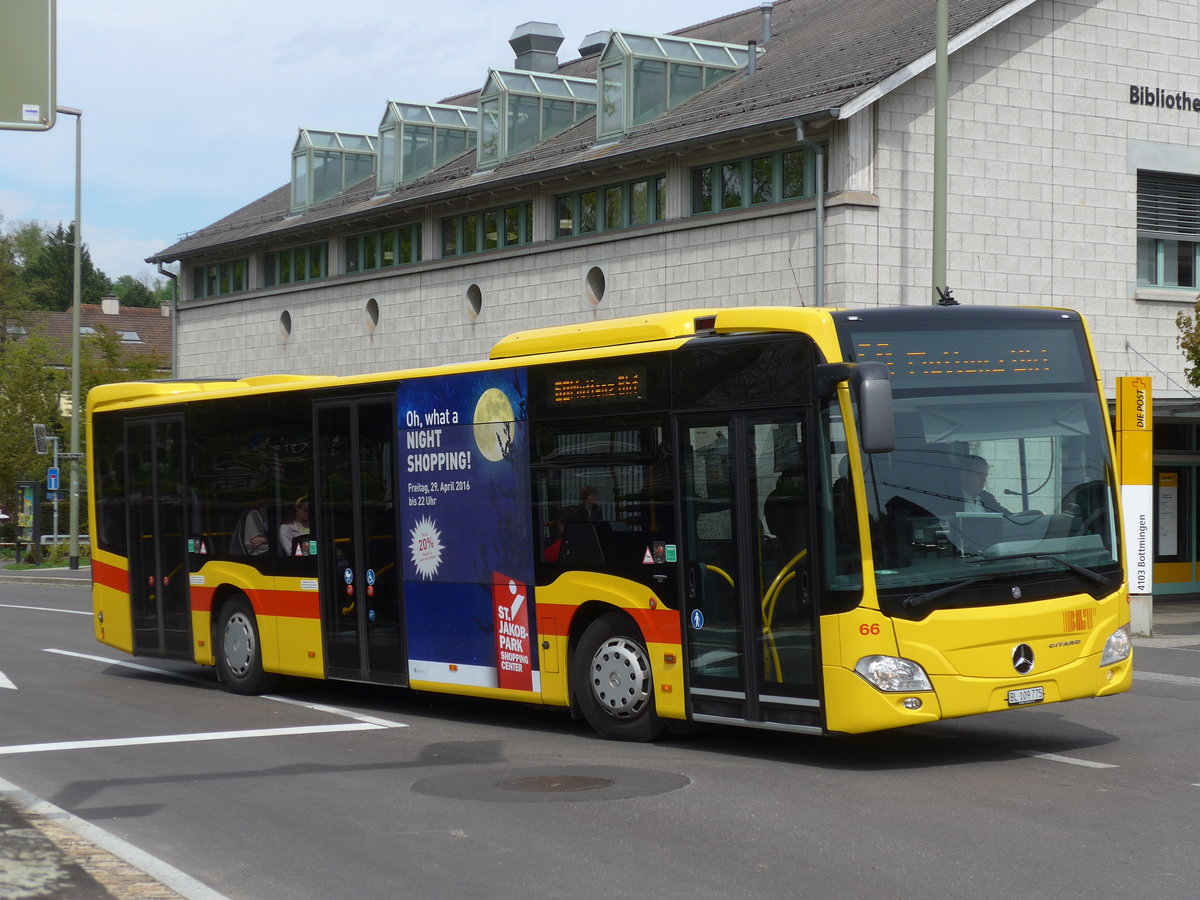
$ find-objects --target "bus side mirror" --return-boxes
[856,362,894,453]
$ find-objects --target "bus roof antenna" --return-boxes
[936,286,958,306]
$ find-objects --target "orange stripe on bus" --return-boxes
[536,602,681,645]
[190,586,319,619]
[92,559,128,593]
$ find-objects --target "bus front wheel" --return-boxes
[216,595,280,694]
[572,613,667,742]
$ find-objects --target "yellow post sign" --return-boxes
[1116,377,1152,634]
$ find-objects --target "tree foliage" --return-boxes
[22,223,112,311]
[1176,299,1200,387]
[0,212,170,517]
[0,336,64,516]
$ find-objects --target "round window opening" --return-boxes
[585,266,606,305]
[279,309,292,340]
[365,297,380,331]
[466,283,483,320]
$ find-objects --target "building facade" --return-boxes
[150,0,1200,594]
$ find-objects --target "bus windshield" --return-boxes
[841,313,1122,614]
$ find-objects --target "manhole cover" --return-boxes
[413,765,689,803]
[499,775,614,793]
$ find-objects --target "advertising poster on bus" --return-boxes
[397,368,536,691]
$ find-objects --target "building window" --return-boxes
[476,71,596,169]
[1138,171,1200,289]
[690,148,812,215]
[265,243,328,287]
[191,259,249,299]
[345,225,421,274]
[441,202,533,257]
[378,102,477,192]
[597,32,753,141]
[556,176,666,237]
[291,130,376,212]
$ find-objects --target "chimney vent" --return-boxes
[509,22,564,73]
[578,30,609,58]
[101,293,119,316]
[761,2,773,44]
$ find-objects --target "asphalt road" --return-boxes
[1,581,1198,900]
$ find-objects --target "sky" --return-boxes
[0,0,748,284]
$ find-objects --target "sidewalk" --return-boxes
[0,564,91,588]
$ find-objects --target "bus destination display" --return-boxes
[848,327,1088,387]
[550,365,646,406]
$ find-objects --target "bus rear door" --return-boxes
[679,410,822,732]
[125,415,192,658]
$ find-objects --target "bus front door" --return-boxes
[126,415,192,658]
[679,412,822,732]
[315,398,407,684]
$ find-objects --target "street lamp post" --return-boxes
[56,105,83,570]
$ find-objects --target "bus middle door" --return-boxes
[679,410,822,732]
[315,397,407,684]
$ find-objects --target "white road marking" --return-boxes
[45,648,212,686]
[0,722,386,756]
[0,670,14,690]
[262,694,409,728]
[0,602,90,616]
[0,775,231,900]
[1134,670,1200,688]
[1017,750,1118,769]
[44,648,410,727]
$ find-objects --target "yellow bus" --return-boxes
[87,305,1132,739]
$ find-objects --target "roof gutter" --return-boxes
[157,261,178,377]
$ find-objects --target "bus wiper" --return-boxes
[902,577,986,611]
[979,552,1108,587]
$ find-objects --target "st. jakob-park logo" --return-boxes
[409,515,443,579]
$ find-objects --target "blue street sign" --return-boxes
[46,466,59,491]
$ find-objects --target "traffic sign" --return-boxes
[47,466,59,491]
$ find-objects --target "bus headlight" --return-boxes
[855,655,933,692]
[1100,624,1132,666]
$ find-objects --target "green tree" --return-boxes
[81,323,164,393]
[111,273,161,308]
[0,336,63,517]
[22,224,111,311]
[1176,299,1200,387]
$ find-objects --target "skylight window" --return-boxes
[597,31,758,141]
[377,102,477,192]
[476,69,597,169]
[291,129,377,212]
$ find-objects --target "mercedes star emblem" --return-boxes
[1012,643,1035,675]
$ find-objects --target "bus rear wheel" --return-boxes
[572,613,667,742]
[216,595,280,694]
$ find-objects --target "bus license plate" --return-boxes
[1007,686,1044,706]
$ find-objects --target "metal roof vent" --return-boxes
[509,22,564,73]
[578,30,609,58]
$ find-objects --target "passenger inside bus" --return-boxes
[279,495,311,555]
[230,501,271,556]
[544,505,583,562]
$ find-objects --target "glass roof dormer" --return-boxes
[597,31,760,141]
[476,69,597,170]
[290,129,377,212]
[377,102,478,194]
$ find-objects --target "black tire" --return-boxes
[572,612,667,742]
[215,595,281,694]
